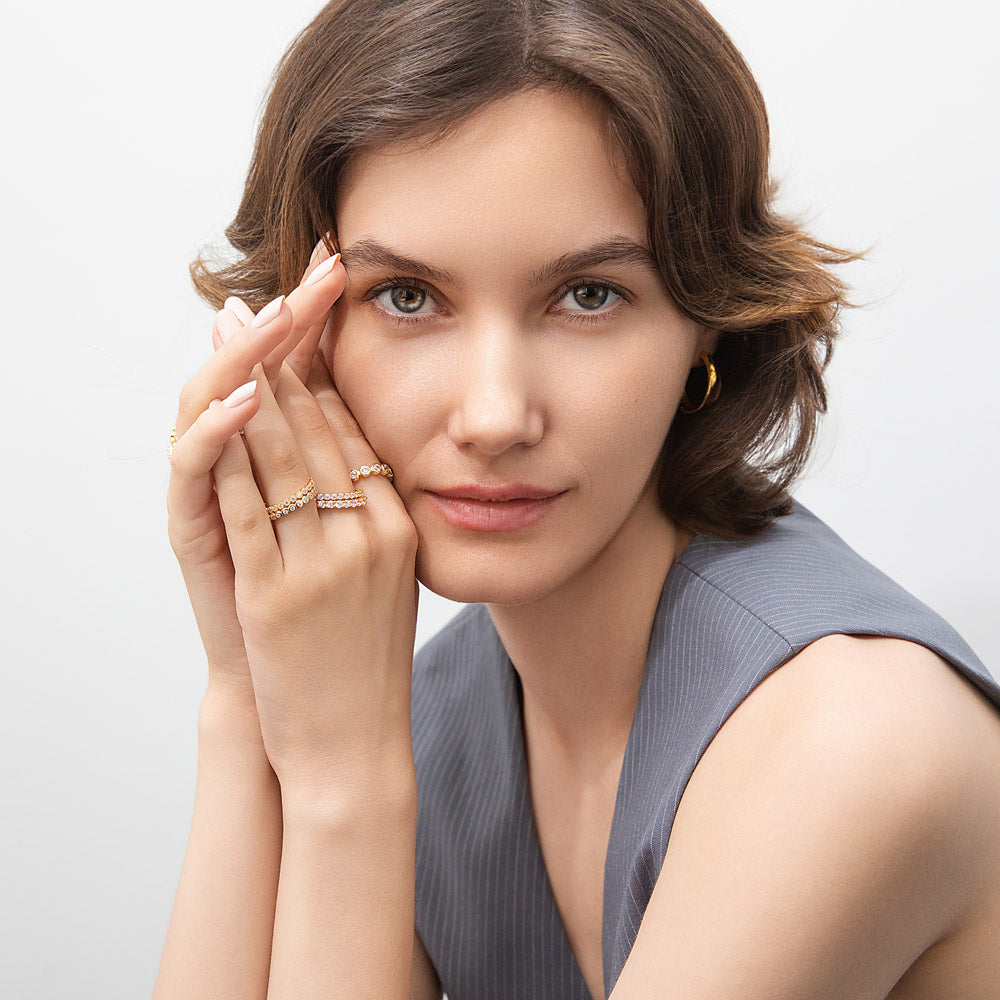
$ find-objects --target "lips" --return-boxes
[423,483,566,531]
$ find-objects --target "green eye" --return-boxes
[388,286,427,313]
[572,284,611,309]
[557,283,623,314]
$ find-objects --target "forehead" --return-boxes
[335,88,648,275]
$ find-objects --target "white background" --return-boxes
[2,1,997,996]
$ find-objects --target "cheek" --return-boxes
[328,322,435,465]
[330,335,390,452]
[557,343,688,469]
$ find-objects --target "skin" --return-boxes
[329,89,711,610]
[157,87,1000,1000]
[329,87,713,820]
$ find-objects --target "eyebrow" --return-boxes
[338,236,660,288]
[339,239,458,286]
[527,238,660,285]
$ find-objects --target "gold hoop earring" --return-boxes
[679,353,721,414]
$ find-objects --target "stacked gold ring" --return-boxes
[266,479,316,520]
[168,427,178,466]
[316,490,368,510]
[349,462,393,484]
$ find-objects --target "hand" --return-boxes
[167,243,347,711]
[211,336,419,794]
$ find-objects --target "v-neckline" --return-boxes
[508,664,603,998]
[502,594,668,999]
[501,668,596,1000]
[491,536,708,998]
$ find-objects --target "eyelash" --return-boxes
[362,275,633,328]
[362,276,442,327]
[550,278,632,325]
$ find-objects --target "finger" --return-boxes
[223,294,295,385]
[305,355,407,516]
[216,242,345,382]
[176,298,290,437]
[169,379,262,521]
[245,248,346,383]
[166,394,251,670]
[219,294,302,383]
[224,296,256,326]
[239,366,324,563]
[285,245,345,380]
[271,362,355,508]
[209,297,251,354]
[213,426,283,584]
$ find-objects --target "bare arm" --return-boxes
[156,277,318,998]
[267,760,418,999]
[158,248,421,998]
[154,692,282,1000]
[207,334,421,996]
[610,635,1000,1000]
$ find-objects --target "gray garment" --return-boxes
[410,505,999,999]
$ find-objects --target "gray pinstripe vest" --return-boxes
[410,505,999,998]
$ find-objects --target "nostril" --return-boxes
[447,334,544,453]
[447,399,543,456]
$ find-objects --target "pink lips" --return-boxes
[424,483,566,532]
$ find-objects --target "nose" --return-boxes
[447,324,544,456]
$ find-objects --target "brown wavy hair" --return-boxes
[192,0,856,539]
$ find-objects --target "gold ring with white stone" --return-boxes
[349,463,393,485]
[168,427,177,466]
[316,489,368,510]
[266,478,316,520]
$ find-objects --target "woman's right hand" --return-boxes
[166,245,346,710]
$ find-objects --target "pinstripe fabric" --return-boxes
[410,505,999,999]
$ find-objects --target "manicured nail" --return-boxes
[223,380,258,408]
[250,295,285,328]
[304,253,340,286]
[224,296,256,325]
[216,307,244,344]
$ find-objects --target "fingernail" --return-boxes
[223,380,258,408]
[216,307,244,343]
[250,295,285,328]
[224,296,256,325]
[304,253,340,286]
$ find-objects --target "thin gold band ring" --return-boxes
[349,463,393,485]
[316,490,368,510]
[266,479,316,521]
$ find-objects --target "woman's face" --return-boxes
[327,88,713,606]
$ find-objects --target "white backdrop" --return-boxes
[2,1,997,996]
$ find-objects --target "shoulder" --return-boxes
[707,635,1000,827]
[688,635,1000,893]
[675,506,963,651]
[610,635,1000,998]
[666,505,997,714]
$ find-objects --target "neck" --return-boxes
[487,487,691,776]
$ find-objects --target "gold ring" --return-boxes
[266,478,316,521]
[316,489,368,510]
[349,463,393,485]
[168,427,178,466]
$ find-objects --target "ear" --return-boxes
[691,326,720,366]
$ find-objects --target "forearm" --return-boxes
[154,689,283,1000]
[266,755,418,1000]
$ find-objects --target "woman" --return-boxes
[156,1,1000,997]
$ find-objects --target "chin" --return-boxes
[415,547,567,608]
